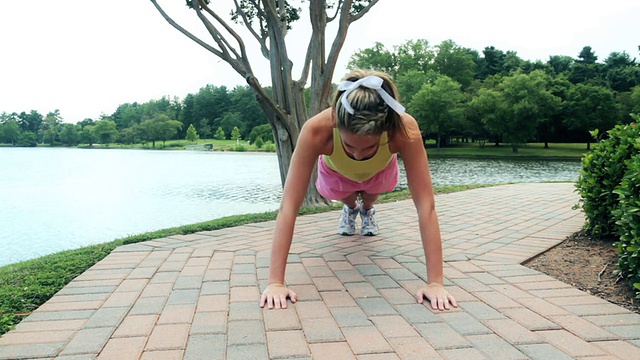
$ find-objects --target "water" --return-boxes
[0,148,581,266]
[0,148,283,266]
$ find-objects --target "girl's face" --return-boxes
[339,130,380,160]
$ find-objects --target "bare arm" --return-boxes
[395,115,457,310]
[261,110,332,308]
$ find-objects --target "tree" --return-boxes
[18,110,43,135]
[569,46,603,85]
[186,123,200,142]
[151,0,379,206]
[255,136,264,148]
[138,114,182,147]
[219,112,243,138]
[81,125,97,146]
[395,70,429,104]
[229,85,269,139]
[159,119,183,145]
[59,124,81,146]
[2,119,20,145]
[347,42,396,76]
[497,70,560,152]
[348,39,434,79]
[547,55,574,76]
[93,119,119,147]
[231,126,242,141]
[577,46,598,64]
[193,85,231,132]
[432,40,476,89]
[214,126,225,140]
[40,110,63,145]
[564,83,620,149]
[409,76,464,148]
[602,52,640,92]
[631,86,640,115]
[479,46,506,79]
[501,51,523,75]
[17,131,37,147]
[249,123,274,143]
[198,118,212,139]
[394,39,433,76]
[469,86,508,146]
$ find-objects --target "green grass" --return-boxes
[85,138,276,152]
[0,184,490,335]
[425,142,588,159]
[8,140,590,160]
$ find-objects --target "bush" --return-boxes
[575,122,640,236]
[263,140,276,152]
[613,151,640,297]
[249,124,274,143]
[254,136,264,149]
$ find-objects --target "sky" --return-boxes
[0,0,638,123]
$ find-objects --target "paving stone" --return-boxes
[517,343,574,360]
[342,326,393,355]
[300,317,344,343]
[59,327,115,356]
[266,330,310,358]
[309,342,355,360]
[227,320,266,346]
[184,334,225,360]
[415,322,471,350]
[226,344,269,360]
[7,184,638,360]
[466,334,529,359]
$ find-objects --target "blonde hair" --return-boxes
[332,69,408,139]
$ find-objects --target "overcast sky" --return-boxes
[1,0,638,123]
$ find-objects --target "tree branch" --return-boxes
[150,0,223,58]
[348,0,378,23]
[324,0,353,81]
[327,0,342,22]
[232,0,270,58]
[195,1,242,63]
[198,0,259,76]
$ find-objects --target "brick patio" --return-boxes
[1,183,640,359]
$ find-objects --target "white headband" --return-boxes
[337,75,405,115]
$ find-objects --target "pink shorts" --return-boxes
[316,155,399,200]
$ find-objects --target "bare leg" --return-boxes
[360,191,380,211]
[340,192,360,209]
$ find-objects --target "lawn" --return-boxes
[425,141,588,159]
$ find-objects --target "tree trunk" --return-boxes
[149,0,379,207]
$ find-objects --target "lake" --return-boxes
[0,147,581,266]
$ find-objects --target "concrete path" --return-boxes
[2,183,640,359]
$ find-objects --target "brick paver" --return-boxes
[1,183,639,359]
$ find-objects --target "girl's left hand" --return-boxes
[416,283,458,310]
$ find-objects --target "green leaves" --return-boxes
[576,115,640,297]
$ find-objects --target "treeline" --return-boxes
[0,85,273,148]
[349,40,640,151]
[1,39,639,150]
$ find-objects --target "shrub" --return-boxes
[574,122,640,236]
[254,136,264,149]
[263,140,276,152]
[613,150,640,297]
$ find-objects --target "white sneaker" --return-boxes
[338,204,359,236]
[359,207,379,236]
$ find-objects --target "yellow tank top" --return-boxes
[323,128,394,182]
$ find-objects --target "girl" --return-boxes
[259,69,457,311]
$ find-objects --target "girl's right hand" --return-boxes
[259,283,297,309]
